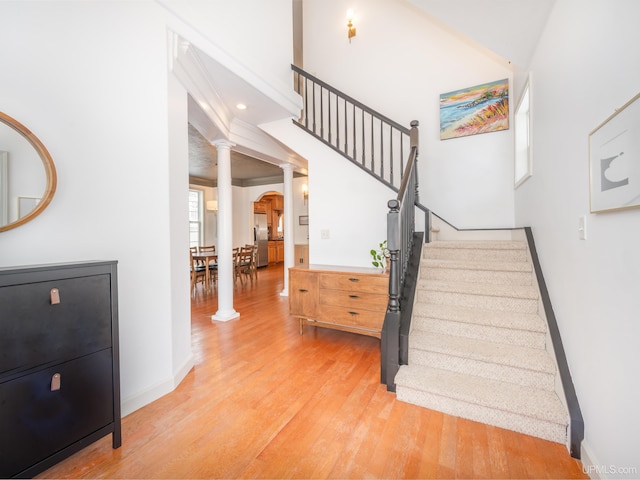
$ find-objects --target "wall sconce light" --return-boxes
[346,9,356,43]
[301,184,308,205]
[206,200,218,212]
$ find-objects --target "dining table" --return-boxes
[192,251,218,289]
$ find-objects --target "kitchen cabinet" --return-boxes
[271,195,284,211]
[294,244,309,265]
[289,265,388,338]
[268,241,277,264]
[0,261,121,478]
[253,201,267,214]
[268,241,284,264]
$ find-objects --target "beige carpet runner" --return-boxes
[395,240,569,444]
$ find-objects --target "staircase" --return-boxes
[395,238,569,444]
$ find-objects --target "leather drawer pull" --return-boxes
[51,373,61,391]
[349,295,359,299]
[50,288,61,305]
[348,311,359,316]
[299,289,308,293]
[348,277,360,282]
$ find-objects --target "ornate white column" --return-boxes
[280,164,295,297]
[211,140,239,322]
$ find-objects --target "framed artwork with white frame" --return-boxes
[589,91,640,213]
[514,77,532,187]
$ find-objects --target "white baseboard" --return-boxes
[581,441,602,480]
[121,353,195,418]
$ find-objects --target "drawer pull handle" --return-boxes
[50,288,61,305]
[51,373,61,391]
[299,289,308,293]
[349,295,359,299]
[348,311,359,316]
[348,277,360,282]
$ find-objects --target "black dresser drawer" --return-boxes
[0,261,120,478]
[0,274,112,377]
[0,348,114,478]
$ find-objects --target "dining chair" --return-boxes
[199,245,217,286]
[190,250,207,293]
[247,244,258,282]
[236,246,254,285]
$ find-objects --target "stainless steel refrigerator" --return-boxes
[253,213,269,267]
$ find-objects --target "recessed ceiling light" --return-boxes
[236,103,247,110]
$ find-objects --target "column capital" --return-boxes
[280,163,293,173]
[212,139,235,151]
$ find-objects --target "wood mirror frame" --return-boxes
[0,112,57,233]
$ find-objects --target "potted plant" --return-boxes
[370,240,389,270]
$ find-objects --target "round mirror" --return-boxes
[0,112,57,233]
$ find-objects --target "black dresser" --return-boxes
[0,261,121,478]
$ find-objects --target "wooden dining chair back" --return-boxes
[190,250,207,293]
[199,245,217,286]
[235,246,254,285]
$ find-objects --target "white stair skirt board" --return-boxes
[395,239,569,445]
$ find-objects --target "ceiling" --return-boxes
[188,124,288,188]
[187,0,556,186]
[408,0,556,69]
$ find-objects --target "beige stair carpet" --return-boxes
[395,240,569,444]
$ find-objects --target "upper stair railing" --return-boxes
[292,65,410,192]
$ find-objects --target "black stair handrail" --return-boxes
[381,121,425,391]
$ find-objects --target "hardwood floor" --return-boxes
[38,264,587,479]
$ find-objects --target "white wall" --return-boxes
[302,0,515,229]
[261,118,391,267]
[515,0,640,475]
[0,1,188,415]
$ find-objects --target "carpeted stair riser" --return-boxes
[417,289,538,314]
[414,315,546,349]
[423,245,528,263]
[412,303,546,334]
[408,349,555,390]
[422,264,532,286]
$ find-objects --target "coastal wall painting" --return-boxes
[589,91,640,213]
[440,79,509,140]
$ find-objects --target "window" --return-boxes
[515,78,532,187]
[188,189,203,247]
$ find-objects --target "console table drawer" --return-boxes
[319,273,388,292]
[317,304,385,331]
[319,289,388,311]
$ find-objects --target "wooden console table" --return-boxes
[289,264,388,338]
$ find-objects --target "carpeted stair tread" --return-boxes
[412,303,546,333]
[409,331,555,374]
[395,365,567,425]
[417,279,538,299]
[424,241,528,251]
[423,258,532,273]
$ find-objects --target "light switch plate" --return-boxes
[578,215,587,240]
[320,229,330,239]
